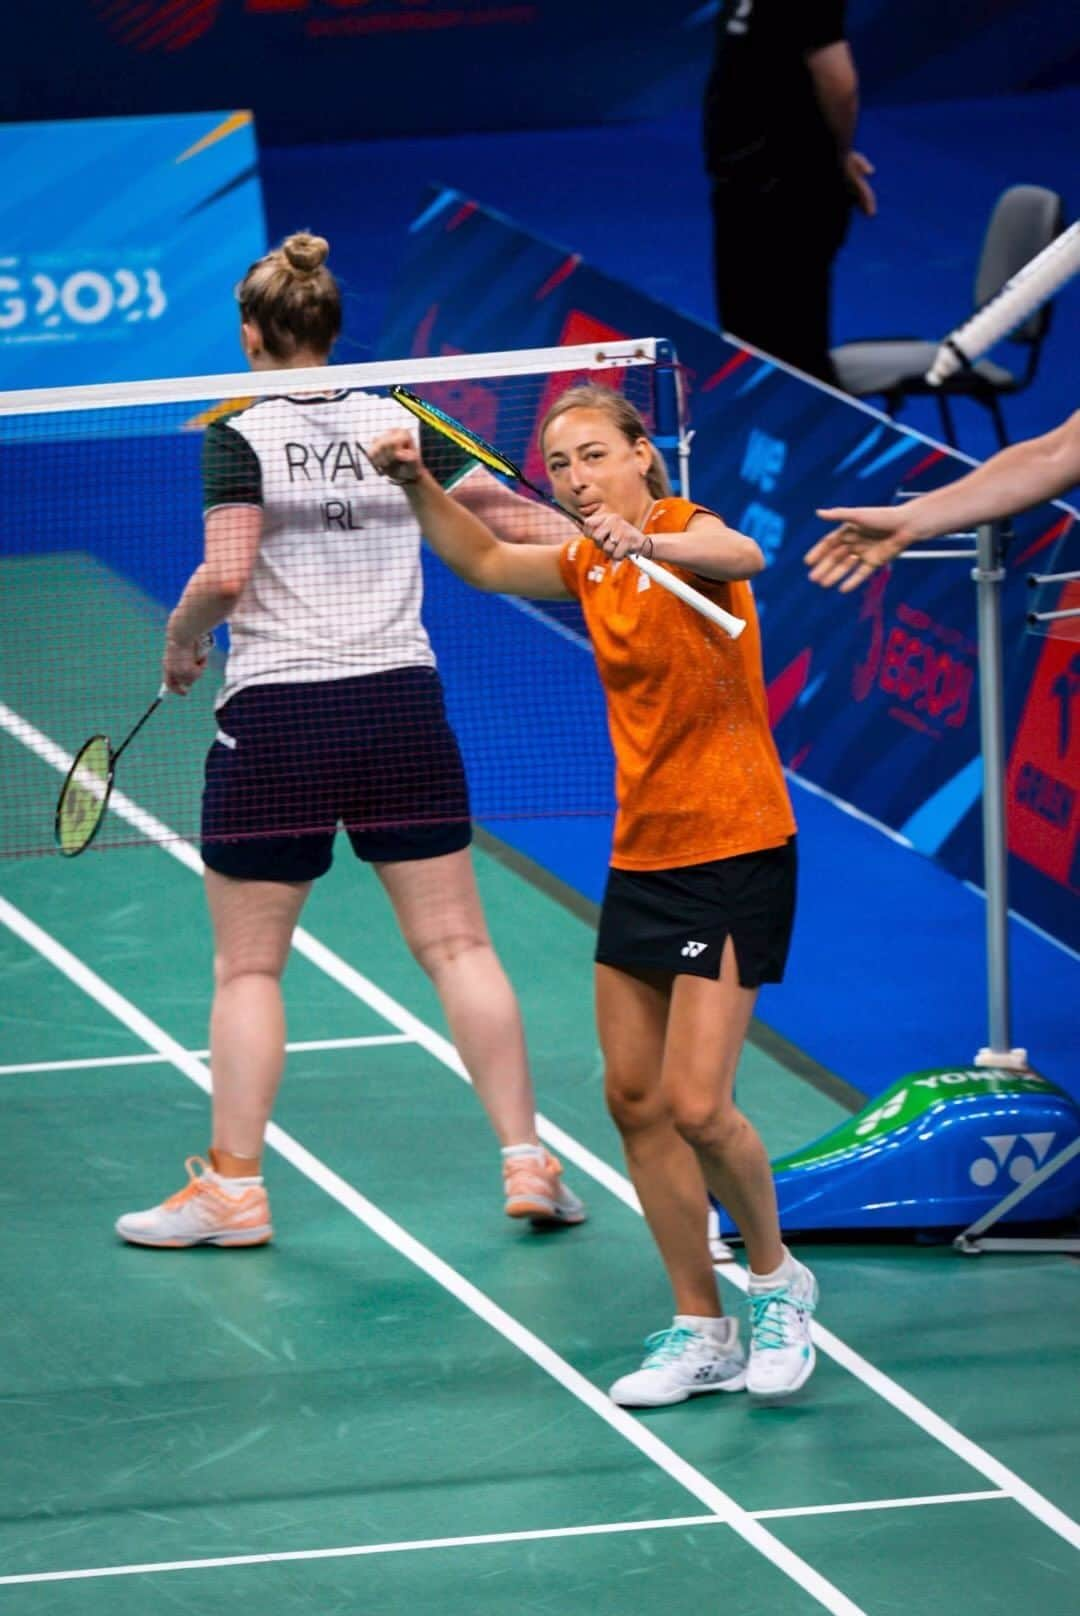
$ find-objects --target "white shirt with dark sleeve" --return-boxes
[202,389,475,706]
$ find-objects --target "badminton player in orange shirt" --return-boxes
[370,385,818,1405]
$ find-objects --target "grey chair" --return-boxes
[832,184,1065,449]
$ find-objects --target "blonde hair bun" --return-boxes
[282,232,330,274]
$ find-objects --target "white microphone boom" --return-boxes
[925,220,1080,386]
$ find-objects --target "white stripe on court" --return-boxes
[754,1489,1007,1521]
[3,699,1079,1554]
[0,1051,169,1075]
[0,894,867,1616]
[0,1493,1010,1589]
[0,1033,413,1077]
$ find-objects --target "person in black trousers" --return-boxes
[704,0,876,385]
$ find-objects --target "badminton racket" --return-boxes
[55,633,213,856]
[390,385,746,640]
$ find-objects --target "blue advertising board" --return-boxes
[0,111,265,387]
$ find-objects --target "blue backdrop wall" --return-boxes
[4,2,1078,141]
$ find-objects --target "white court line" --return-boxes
[0,1034,413,1077]
[0,894,867,1616]
[755,1489,1006,1521]
[0,1493,1010,1589]
[3,699,1079,1555]
[0,1052,169,1075]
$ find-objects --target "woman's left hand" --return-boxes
[583,511,649,562]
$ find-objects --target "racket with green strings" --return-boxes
[54,633,214,857]
[390,385,746,640]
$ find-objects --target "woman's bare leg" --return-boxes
[662,938,783,1276]
[597,962,722,1318]
[376,849,537,1147]
[204,869,310,1166]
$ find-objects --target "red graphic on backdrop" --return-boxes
[252,0,536,38]
[535,256,582,303]
[1008,582,1080,891]
[850,573,974,737]
[95,0,534,51]
[1014,511,1075,568]
[899,447,947,485]
[851,570,888,702]
[767,647,812,729]
[700,350,753,391]
[93,0,221,52]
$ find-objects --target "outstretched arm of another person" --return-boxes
[806,410,1080,592]
[369,430,570,599]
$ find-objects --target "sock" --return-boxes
[501,1143,546,1162]
[208,1146,263,1185]
[748,1247,796,1291]
[674,1314,737,1345]
[209,1175,263,1196]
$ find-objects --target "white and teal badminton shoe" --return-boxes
[746,1254,818,1399]
[609,1319,747,1406]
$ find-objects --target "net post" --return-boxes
[971,519,1027,1070]
[651,340,689,498]
[952,522,1080,1255]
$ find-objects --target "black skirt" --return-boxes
[595,838,797,988]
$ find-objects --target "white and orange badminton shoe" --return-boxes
[502,1147,586,1226]
[115,1157,272,1248]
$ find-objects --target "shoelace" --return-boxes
[749,1287,804,1351]
[162,1156,211,1210]
[162,1157,260,1210]
[641,1326,700,1367]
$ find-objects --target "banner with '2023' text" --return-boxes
[0,112,265,389]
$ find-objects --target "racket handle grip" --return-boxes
[159,632,215,700]
[630,554,747,640]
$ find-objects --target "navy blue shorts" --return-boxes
[202,667,472,882]
[595,838,797,988]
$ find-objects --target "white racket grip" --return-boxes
[925,220,1080,385]
[630,553,747,639]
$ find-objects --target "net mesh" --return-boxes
[0,344,665,859]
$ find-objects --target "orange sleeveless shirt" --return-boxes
[557,497,796,870]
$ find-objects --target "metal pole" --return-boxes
[953,530,1080,1251]
[973,520,1027,1070]
[674,357,693,500]
[653,339,692,498]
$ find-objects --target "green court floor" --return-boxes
[0,561,1077,1614]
